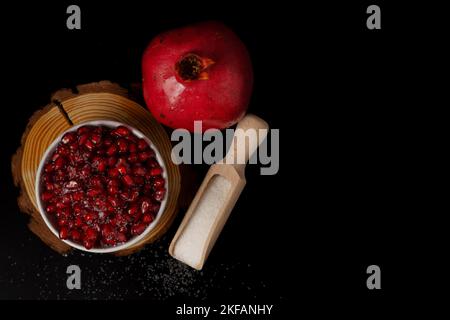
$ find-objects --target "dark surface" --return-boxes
[0,0,442,314]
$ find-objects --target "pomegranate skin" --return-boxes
[142,21,253,132]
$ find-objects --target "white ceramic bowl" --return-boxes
[35,120,168,253]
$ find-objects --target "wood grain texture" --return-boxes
[12,81,181,255]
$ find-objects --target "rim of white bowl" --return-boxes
[35,120,169,253]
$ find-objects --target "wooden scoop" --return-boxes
[169,114,269,270]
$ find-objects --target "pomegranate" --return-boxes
[40,125,166,250]
[142,21,253,132]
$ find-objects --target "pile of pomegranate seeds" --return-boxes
[40,125,166,249]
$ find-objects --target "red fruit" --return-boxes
[62,132,76,145]
[106,145,118,156]
[59,227,69,239]
[112,126,131,137]
[128,143,137,153]
[117,232,127,243]
[44,163,54,173]
[133,166,147,176]
[122,175,134,186]
[140,197,152,214]
[107,156,118,167]
[74,216,83,227]
[108,167,120,178]
[41,191,54,202]
[85,227,98,240]
[137,139,148,151]
[138,150,154,161]
[142,21,253,132]
[153,177,165,189]
[46,204,56,214]
[154,188,166,201]
[142,214,153,224]
[77,126,92,135]
[78,133,89,146]
[134,176,144,186]
[71,229,81,241]
[117,165,128,176]
[131,223,147,236]
[90,133,102,145]
[149,167,162,176]
[127,153,138,163]
[83,239,94,250]
[117,139,128,153]
[128,204,139,216]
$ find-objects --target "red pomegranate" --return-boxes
[142,21,253,132]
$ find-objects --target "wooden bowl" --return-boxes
[11,81,181,255]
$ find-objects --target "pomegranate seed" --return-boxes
[103,138,113,147]
[87,188,102,197]
[107,156,117,167]
[41,191,53,202]
[90,176,103,187]
[128,143,137,153]
[44,163,54,173]
[113,126,131,137]
[133,166,147,176]
[117,165,128,175]
[46,204,56,213]
[108,167,119,178]
[56,145,70,156]
[79,165,91,178]
[127,153,138,163]
[101,224,113,238]
[122,175,134,186]
[154,188,166,201]
[117,139,128,153]
[131,223,147,236]
[117,232,127,243]
[69,143,79,152]
[142,214,153,224]
[83,239,94,250]
[116,157,128,167]
[147,158,159,168]
[138,150,154,161]
[62,132,76,145]
[153,177,165,189]
[71,229,81,241]
[149,167,162,176]
[85,139,95,151]
[59,227,69,239]
[106,145,118,156]
[141,198,152,214]
[75,216,83,227]
[84,211,97,223]
[90,133,102,145]
[56,201,69,210]
[77,126,92,135]
[45,182,55,191]
[134,176,144,186]
[137,138,148,151]
[128,205,138,216]
[107,184,119,195]
[107,195,121,207]
[78,133,89,146]
[51,153,61,162]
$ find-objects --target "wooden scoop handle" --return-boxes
[223,114,269,174]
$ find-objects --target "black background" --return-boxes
[0,0,444,315]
